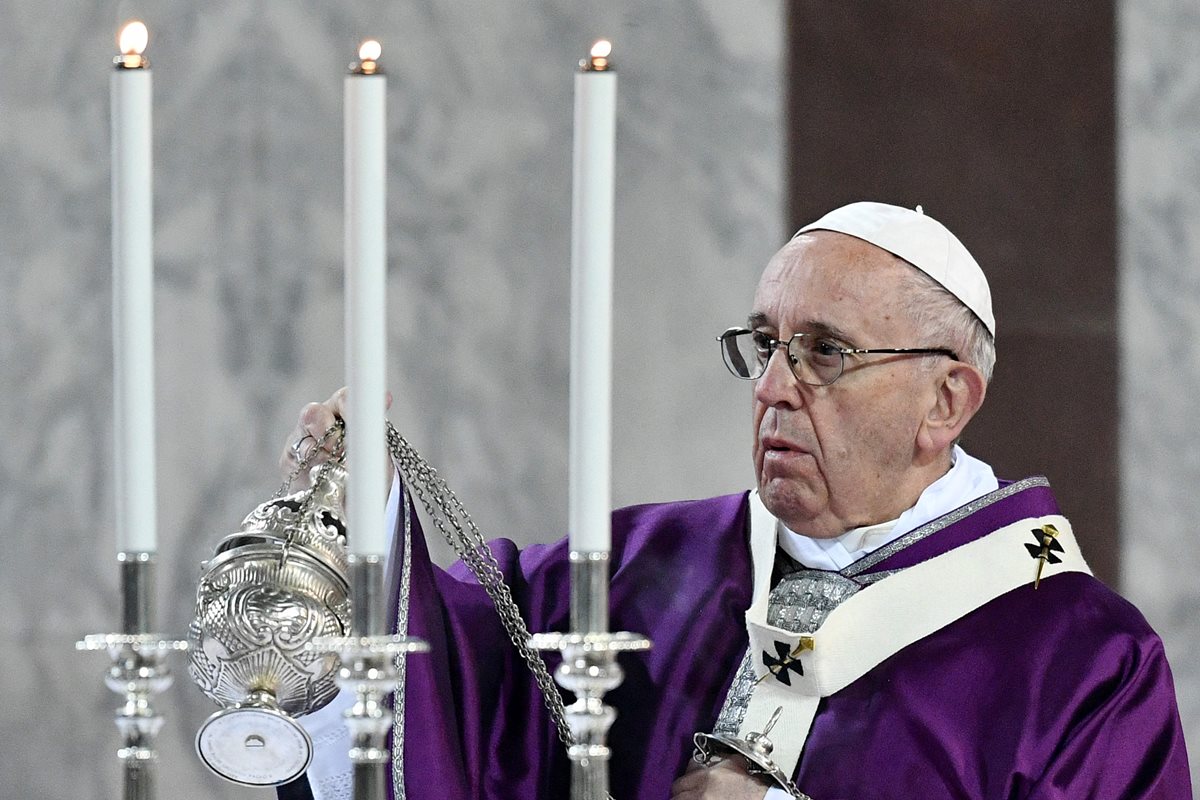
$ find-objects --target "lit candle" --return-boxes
[111,20,156,554]
[568,40,616,553]
[344,39,388,557]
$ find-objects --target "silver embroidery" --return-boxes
[709,478,1053,753]
[712,570,861,737]
[854,568,899,586]
[844,476,1050,577]
[391,484,413,799]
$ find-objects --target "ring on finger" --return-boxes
[291,433,317,462]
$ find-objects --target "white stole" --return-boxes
[739,491,1090,778]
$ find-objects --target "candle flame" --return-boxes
[584,39,613,71]
[358,39,382,63]
[118,20,149,56]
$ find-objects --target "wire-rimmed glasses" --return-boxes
[717,327,959,386]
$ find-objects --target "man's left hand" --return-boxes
[670,758,770,799]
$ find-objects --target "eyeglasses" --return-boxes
[717,327,959,386]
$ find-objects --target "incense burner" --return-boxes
[187,464,351,786]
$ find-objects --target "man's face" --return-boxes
[751,232,942,538]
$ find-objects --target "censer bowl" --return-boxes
[188,464,352,786]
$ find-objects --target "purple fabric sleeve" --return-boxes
[390,490,754,799]
[382,482,1192,800]
[795,571,1191,799]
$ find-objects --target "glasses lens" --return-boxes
[721,330,763,379]
[788,336,844,385]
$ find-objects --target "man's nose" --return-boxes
[753,346,804,409]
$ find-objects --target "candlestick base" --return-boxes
[76,632,188,800]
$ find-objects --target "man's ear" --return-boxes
[917,362,987,454]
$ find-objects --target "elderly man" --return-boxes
[281,202,1190,799]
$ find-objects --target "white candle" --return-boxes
[568,41,616,553]
[111,20,157,554]
[344,39,388,557]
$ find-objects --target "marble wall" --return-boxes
[7,1,1200,797]
[0,2,781,797]
[1119,0,1200,790]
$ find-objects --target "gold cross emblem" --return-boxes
[1026,523,1064,589]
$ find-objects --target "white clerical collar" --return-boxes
[777,445,999,571]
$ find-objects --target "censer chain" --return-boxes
[384,421,575,750]
[279,419,574,749]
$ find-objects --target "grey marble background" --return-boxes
[0,1,779,797]
[1119,0,1200,791]
[5,0,1200,797]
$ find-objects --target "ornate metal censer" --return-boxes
[188,461,352,786]
[693,706,813,799]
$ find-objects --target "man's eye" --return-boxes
[751,332,773,352]
[814,340,841,356]
[810,339,843,365]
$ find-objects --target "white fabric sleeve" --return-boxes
[764,787,790,800]
[300,472,402,800]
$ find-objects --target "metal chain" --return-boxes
[783,777,810,799]
[384,421,575,749]
[277,419,346,500]
[694,746,810,799]
[275,421,347,563]
[279,418,574,751]
[752,767,809,800]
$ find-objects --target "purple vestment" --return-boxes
[284,479,1191,799]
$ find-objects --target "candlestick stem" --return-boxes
[570,551,609,634]
[77,554,188,800]
[531,552,651,800]
[311,555,428,800]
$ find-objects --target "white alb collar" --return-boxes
[777,445,998,571]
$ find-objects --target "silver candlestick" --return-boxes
[530,551,652,800]
[311,554,428,800]
[77,552,188,800]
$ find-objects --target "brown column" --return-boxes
[786,1,1119,584]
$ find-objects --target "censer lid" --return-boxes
[225,462,350,576]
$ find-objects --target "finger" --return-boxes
[278,426,302,476]
[325,386,349,420]
[326,386,393,418]
[302,399,339,439]
[669,779,704,799]
[279,398,340,484]
[671,768,707,794]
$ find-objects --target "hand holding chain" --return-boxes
[283,417,574,750]
[692,706,811,799]
[279,420,347,500]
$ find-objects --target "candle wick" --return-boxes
[580,55,612,72]
[114,53,149,70]
[350,59,383,76]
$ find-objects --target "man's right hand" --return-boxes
[670,758,771,799]
[279,387,349,490]
[280,387,395,491]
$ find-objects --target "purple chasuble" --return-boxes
[283,479,1190,799]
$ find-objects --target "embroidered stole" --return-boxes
[711,487,1091,782]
